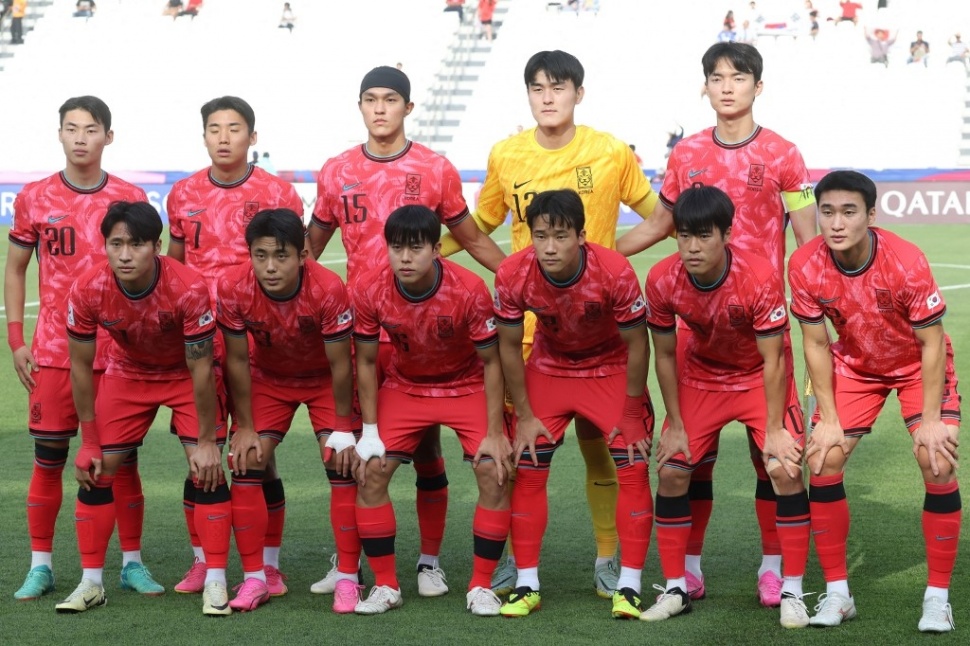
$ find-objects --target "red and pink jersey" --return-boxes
[788,228,951,381]
[353,258,496,397]
[167,165,304,304]
[646,246,789,391]
[217,261,353,387]
[661,126,812,275]
[494,243,646,378]
[9,172,147,369]
[312,141,469,289]
[67,256,215,380]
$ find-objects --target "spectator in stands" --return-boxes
[251,151,259,165]
[256,152,278,176]
[479,0,496,42]
[805,1,819,39]
[443,0,464,24]
[908,31,930,66]
[176,0,202,20]
[665,125,684,159]
[742,1,763,27]
[838,1,862,26]
[73,0,95,18]
[279,2,296,33]
[947,33,969,70]
[10,0,25,45]
[865,27,896,66]
[163,0,183,18]
[724,10,735,32]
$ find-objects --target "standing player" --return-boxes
[5,96,161,600]
[789,171,961,633]
[617,42,817,606]
[57,201,228,615]
[350,205,512,617]
[217,209,357,613]
[493,189,653,619]
[308,66,505,598]
[167,96,304,597]
[643,186,810,628]
[441,49,659,597]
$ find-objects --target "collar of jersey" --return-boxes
[208,163,254,189]
[539,246,587,289]
[395,259,443,303]
[688,246,733,292]
[362,140,412,163]
[116,257,161,301]
[259,265,305,302]
[59,170,108,194]
[831,229,877,277]
[712,125,762,150]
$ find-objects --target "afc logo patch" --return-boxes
[298,316,318,335]
[584,301,603,321]
[728,304,746,327]
[405,174,422,196]
[437,316,454,338]
[576,166,593,190]
[158,311,176,332]
[747,164,764,188]
[875,289,893,311]
[31,402,42,424]
[244,202,260,222]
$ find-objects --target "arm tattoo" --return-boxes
[185,338,213,361]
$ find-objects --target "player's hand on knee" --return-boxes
[513,416,552,468]
[656,422,690,468]
[805,418,848,475]
[763,429,803,479]
[912,419,959,476]
[473,434,514,485]
[228,427,262,475]
[191,442,223,492]
[324,431,357,476]
[355,424,386,479]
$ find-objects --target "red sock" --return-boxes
[776,491,811,577]
[114,452,144,553]
[923,481,961,588]
[262,478,286,550]
[327,470,361,575]
[182,478,201,549]
[27,444,67,552]
[231,471,267,573]
[356,502,398,588]
[195,480,231,569]
[414,457,448,557]
[470,505,510,589]
[754,472,781,556]
[809,473,850,582]
[616,462,652,569]
[75,476,116,569]
[510,466,549,569]
[687,459,715,556]
[655,493,691,579]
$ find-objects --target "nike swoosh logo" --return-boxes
[630,510,651,517]
[207,514,228,521]
[936,535,958,541]
[74,516,90,522]
[48,215,69,223]
[234,525,252,532]
[128,502,144,508]
[102,319,123,327]
[811,529,829,536]
[592,481,616,487]
[342,182,361,191]
[511,512,529,517]
[339,525,356,532]
[27,502,45,507]
[688,169,706,179]
[82,593,101,607]
[513,180,532,189]
[187,209,206,217]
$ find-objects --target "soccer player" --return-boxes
[493,189,653,619]
[788,171,962,633]
[5,96,160,600]
[57,201,228,615]
[217,209,357,613]
[350,205,512,617]
[643,186,810,628]
[167,96,304,596]
[616,42,817,606]
[308,65,505,598]
[441,49,659,597]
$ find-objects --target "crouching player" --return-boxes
[351,205,513,616]
[789,171,962,632]
[59,201,229,615]
[492,189,654,619]
[216,209,357,613]
[643,186,810,627]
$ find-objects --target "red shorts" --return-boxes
[27,367,103,440]
[523,368,655,462]
[811,361,962,436]
[376,388,489,462]
[252,376,335,443]
[663,377,805,471]
[97,374,227,454]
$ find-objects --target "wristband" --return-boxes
[7,321,25,352]
[362,423,379,437]
[623,394,642,418]
[80,418,101,446]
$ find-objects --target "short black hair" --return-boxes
[245,209,305,251]
[672,186,735,236]
[384,205,440,247]
[524,50,584,88]
[201,96,256,133]
[525,189,585,233]
[814,170,877,211]
[59,96,112,131]
[702,42,764,83]
[100,201,163,243]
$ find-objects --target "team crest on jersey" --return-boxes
[437,316,454,338]
[728,304,745,327]
[926,291,942,309]
[31,402,42,424]
[747,164,764,188]
[244,202,260,222]
[298,316,317,335]
[405,174,422,197]
[576,166,593,193]
[875,289,893,311]
[584,301,603,321]
[158,311,176,332]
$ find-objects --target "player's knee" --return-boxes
[658,465,690,495]
[474,462,507,505]
[358,461,392,504]
[767,465,805,495]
